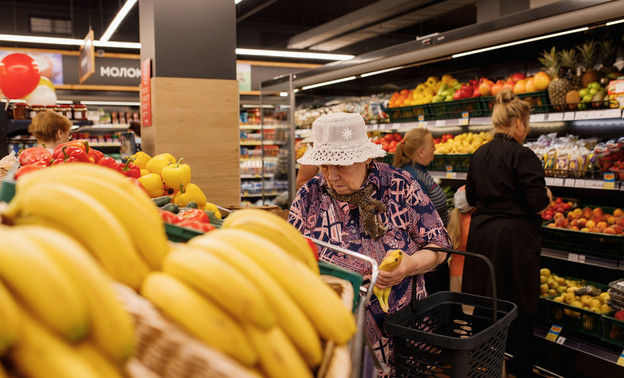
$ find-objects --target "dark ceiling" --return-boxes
[0,0,479,59]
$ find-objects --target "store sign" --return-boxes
[62,56,140,86]
[78,30,95,83]
[141,58,152,127]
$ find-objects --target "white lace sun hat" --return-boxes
[297,112,386,166]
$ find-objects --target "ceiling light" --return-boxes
[360,66,405,78]
[606,19,624,26]
[452,27,588,58]
[100,0,138,42]
[80,101,140,106]
[301,76,356,90]
[93,40,141,49]
[242,104,274,108]
[55,100,74,104]
[0,34,83,46]
[236,48,354,61]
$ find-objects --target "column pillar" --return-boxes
[139,0,240,207]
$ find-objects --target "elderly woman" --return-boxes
[288,112,450,376]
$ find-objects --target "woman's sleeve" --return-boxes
[517,148,550,213]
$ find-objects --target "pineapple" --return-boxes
[576,40,599,88]
[560,48,580,90]
[539,47,573,111]
[597,39,620,85]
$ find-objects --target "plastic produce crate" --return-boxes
[431,154,472,172]
[164,222,204,242]
[386,104,428,122]
[427,97,483,120]
[318,260,363,312]
[541,221,624,260]
[480,90,551,115]
[601,314,624,347]
[541,278,609,339]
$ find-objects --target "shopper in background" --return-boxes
[446,185,474,292]
[289,112,450,376]
[462,89,552,377]
[392,127,450,294]
[27,110,72,152]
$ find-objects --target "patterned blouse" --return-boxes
[288,161,450,361]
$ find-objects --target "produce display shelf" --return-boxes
[540,247,622,271]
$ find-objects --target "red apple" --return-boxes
[508,72,527,83]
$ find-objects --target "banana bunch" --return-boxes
[222,208,320,274]
[373,249,404,313]
[3,163,171,288]
[0,224,135,377]
[139,226,356,377]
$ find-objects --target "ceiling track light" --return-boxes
[451,27,588,58]
[100,0,138,43]
[300,76,357,91]
[236,48,354,61]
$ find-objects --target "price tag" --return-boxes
[458,117,469,126]
[446,172,457,179]
[552,178,564,186]
[604,172,616,190]
[564,112,575,121]
[574,179,587,188]
[366,124,377,131]
[568,253,579,262]
[436,120,446,127]
[546,325,563,342]
[545,177,554,186]
[556,336,566,345]
[565,179,576,187]
[617,351,624,367]
[578,255,586,263]
[575,111,590,120]
[532,114,545,122]
[603,108,622,118]
[549,113,564,121]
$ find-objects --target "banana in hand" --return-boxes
[373,249,404,313]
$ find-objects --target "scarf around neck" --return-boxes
[327,182,387,241]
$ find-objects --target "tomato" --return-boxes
[14,164,45,180]
[177,209,210,223]
[158,209,178,224]
[177,219,216,233]
[384,134,394,141]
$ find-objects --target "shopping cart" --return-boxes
[306,237,389,378]
[384,247,518,378]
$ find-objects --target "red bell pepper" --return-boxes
[176,208,210,224]
[120,158,141,179]
[65,146,92,163]
[14,164,46,180]
[97,156,120,171]
[176,219,216,233]
[52,140,94,163]
[158,209,178,224]
[18,147,53,166]
[89,148,104,163]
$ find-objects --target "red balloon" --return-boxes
[0,53,41,99]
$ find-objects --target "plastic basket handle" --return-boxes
[428,247,498,322]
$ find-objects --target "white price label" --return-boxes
[549,113,564,121]
[458,118,469,126]
[578,255,586,263]
[564,179,576,187]
[603,109,622,118]
[556,336,566,345]
[418,121,428,128]
[446,172,457,179]
[574,179,587,188]
[366,124,378,131]
[532,114,545,122]
[568,253,579,262]
[545,177,554,186]
[552,178,564,186]
[436,120,446,127]
[564,112,575,120]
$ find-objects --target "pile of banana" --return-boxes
[3,163,171,290]
[0,224,135,377]
[140,208,357,378]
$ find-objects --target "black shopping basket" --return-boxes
[384,247,518,378]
